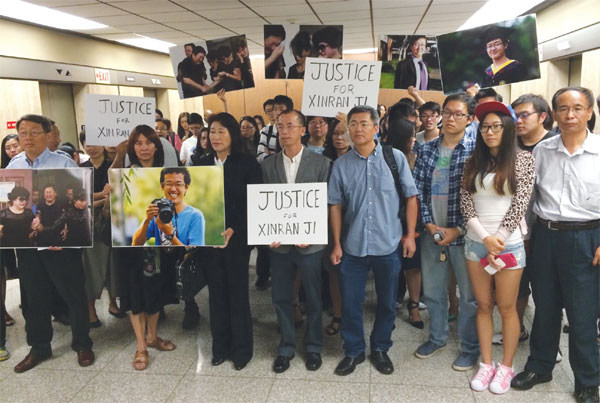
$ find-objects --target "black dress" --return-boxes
[193,152,262,365]
[0,208,35,247]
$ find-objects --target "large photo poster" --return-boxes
[378,34,442,91]
[108,166,225,247]
[437,14,540,93]
[264,24,343,79]
[169,35,255,99]
[0,168,93,248]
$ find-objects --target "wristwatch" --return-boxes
[458,227,467,237]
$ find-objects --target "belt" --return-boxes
[537,217,600,231]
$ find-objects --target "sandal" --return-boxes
[4,312,15,327]
[326,317,341,336]
[133,350,148,370]
[146,337,176,351]
[407,300,424,329]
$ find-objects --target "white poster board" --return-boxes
[84,94,155,146]
[301,57,382,117]
[247,182,328,245]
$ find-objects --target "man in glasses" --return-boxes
[481,26,526,87]
[413,93,480,371]
[7,114,95,373]
[329,105,418,376]
[261,109,330,374]
[395,35,430,90]
[416,101,441,145]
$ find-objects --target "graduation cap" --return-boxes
[483,25,515,44]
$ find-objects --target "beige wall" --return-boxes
[0,79,42,139]
[39,82,78,146]
[536,0,600,42]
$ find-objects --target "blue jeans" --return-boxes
[270,249,324,356]
[339,248,400,357]
[420,233,479,354]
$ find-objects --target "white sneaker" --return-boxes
[489,363,515,394]
[470,362,495,391]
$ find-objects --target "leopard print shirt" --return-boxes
[460,151,535,237]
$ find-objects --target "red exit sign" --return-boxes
[95,68,111,84]
[7,121,16,130]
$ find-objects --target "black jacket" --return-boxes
[394,55,420,89]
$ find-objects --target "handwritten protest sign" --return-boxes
[301,57,381,117]
[84,94,155,146]
[247,182,328,245]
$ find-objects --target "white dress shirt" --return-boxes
[532,132,600,222]
[282,146,303,184]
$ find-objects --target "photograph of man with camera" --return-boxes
[131,167,205,246]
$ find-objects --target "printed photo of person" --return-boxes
[205,35,255,92]
[264,25,344,79]
[0,186,36,248]
[169,42,222,99]
[437,14,540,94]
[378,34,442,91]
[109,166,225,247]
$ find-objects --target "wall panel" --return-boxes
[0,79,42,140]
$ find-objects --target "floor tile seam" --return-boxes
[67,370,103,403]
[162,372,188,403]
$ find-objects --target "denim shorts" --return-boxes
[464,238,526,270]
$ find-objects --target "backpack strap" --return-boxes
[382,145,403,218]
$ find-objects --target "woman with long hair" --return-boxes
[1,134,22,168]
[239,116,260,156]
[460,102,534,394]
[253,115,266,131]
[385,116,424,329]
[111,125,176,371]
[192,113,261,370]
[177,112,190,141]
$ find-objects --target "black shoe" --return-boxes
[211,357,225,366]
[234,361,248,371]
[305,352,322,371]
[255,277,271,291]
[370,351,394,375]
[511,370,552,390]
[576,387,599,403]
[273,354,293,373]
[334,352,365,376]
[182,309,200,330]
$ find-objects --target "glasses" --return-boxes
[441,111,469,120]
[348,122,374,130]
[556,106,588,115]
[332,131,348,137]
[309,120,327,127]
[276,124,303,132]
[515,111,539,120]
[419,113,438,120]
[486,41,504,50]
[163,182,186,188]
[18,130,45,138]
[189,127,204,132]
[155,127,168,132]
[479,123,504,133]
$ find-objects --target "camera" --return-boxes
[151,197,175,223]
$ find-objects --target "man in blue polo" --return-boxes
[329,105,418,376]
[7,114,95,373]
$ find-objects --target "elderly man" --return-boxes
[512,87,600,403]
[7,114,94,373]
[261,109,330,374]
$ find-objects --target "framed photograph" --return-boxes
[108,166,225,247]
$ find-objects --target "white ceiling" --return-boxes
[25,0,490,54]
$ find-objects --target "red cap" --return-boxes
[474,101,513,122]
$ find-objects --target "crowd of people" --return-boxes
[0,84,599,402]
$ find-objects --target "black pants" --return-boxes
[205,241,253,365]
[0,265,5,348]
[255,246,271,280]
[16,249,92,356]
[525,223,600,390]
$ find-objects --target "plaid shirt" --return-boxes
[413,131,476,246]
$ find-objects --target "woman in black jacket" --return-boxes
[191,112,262,370]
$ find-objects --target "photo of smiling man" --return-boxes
[132,167,205,247]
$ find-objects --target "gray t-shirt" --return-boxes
[431,145,453,227]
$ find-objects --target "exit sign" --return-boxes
[7,121,16,130]
[95,68,111,84]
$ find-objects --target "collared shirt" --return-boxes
[411,55,428,90]
[282,146,303,184]
[6,148,77,169]
[532,131,600,222]
[257,123,279,162]
[328,141,418,257]
[214,156,226,167]
[413,131,476,246]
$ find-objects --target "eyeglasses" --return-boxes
[163,182,186,188]
[348,122,374,130]
[18,130,45,138]
[479,123,504,133]
[189,127,204,132]
[486,41,504,50]
[441,111,469,120]
[515,111,539,120]
[556,106,588,115]
[419,113,438,120]
[332,131,348,137]
[309,120,327,127]
[276,124,303,132]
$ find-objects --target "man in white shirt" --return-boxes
[512,87,600,403]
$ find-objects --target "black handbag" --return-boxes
[175,248,208,300]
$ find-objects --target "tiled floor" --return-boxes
[0,255,581,402]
